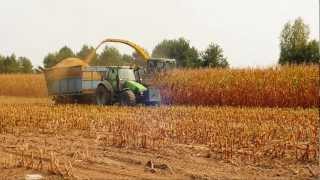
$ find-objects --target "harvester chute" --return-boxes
[85,38,150,64]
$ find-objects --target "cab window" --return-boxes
[108,69,117,81]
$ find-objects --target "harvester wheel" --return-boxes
[96,85,111,105]
[119,90,136,106]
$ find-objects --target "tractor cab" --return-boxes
[104,66,141,91]
[96,66,160,106]
[147,58,176,74]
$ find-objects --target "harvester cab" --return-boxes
[147,58,176,74]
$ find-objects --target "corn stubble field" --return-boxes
[0,65,319,179]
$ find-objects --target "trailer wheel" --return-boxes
[96,85,111,105]
[148,101,161,106]
[53,96,67,104]
[119,90,136,106]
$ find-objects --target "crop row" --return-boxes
[154,65,318,107]
[0,74,47,97]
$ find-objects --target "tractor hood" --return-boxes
[124,80,147,93]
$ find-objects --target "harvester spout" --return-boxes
[84,38,150,64]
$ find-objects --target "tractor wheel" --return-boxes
[95,85,111,105]
[119,90,136,106]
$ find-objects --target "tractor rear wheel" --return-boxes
[119,90,136,106]
[95,85,111,105]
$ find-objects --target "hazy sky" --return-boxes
[0,0,318,67]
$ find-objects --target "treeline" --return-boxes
[42,38,229,69]
[152,39,228,68]
[279,17,319,64]
[43,45,146,68]
[0,54,33,73]
[0,17,318,73]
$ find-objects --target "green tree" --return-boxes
[18,57,33,73]
[76,45,99,65]
[0,55,4,73]
[122,54,134,63]
[201,43,229,68]
[152,38,200,68]
[279,17,319,64]
[94,46,124,66]
[43,53,57,68]
[76,45,92,59]
[0,54,34,73]
[56,46,75,62]
[303,40,319,64]
[3,54,20,73]
[43,46,75,68]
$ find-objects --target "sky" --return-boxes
[0,0,318,68]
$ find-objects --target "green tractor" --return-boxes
[95,66,161,106]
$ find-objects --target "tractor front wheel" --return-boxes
[119,90,136,106]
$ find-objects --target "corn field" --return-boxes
[0,74,47,97]
[154,65,318,107]
[0,66,317,107]
[0,104,318,163]
[0,66,320,107]
[0,65,318,178]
